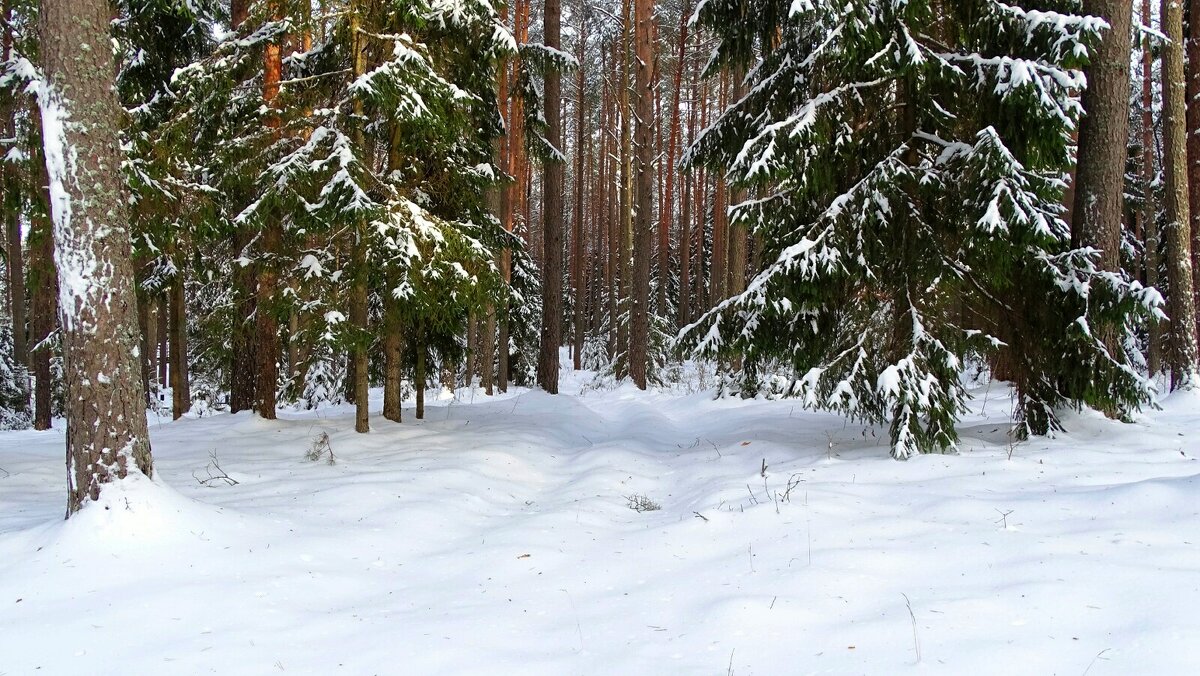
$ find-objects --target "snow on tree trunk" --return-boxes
[37,0,153,514]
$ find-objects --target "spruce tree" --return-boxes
[681,0,1161,457]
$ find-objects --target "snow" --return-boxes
[36,80,99,334]
[1,364,1198,674]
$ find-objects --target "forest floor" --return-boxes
[0,363,1197,675]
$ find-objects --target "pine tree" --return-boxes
[681,0,1161,457]
[38,0,153,512]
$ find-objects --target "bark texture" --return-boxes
[537,0,564,393]
[1145,0,1161,376]
[1074,0,1132,271]
[1162,0,1199,386]
[628,0,654,389]
[39,0,153,514]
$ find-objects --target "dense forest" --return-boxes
[0,0,1197,508]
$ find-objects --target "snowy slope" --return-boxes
[0,368,1197,675]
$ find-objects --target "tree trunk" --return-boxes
[1162,0,1200,386]
[157,299,168,389]
[415,338,426,420]
[39,0,153,514]
[727,68,748,300]
[710,74,729,305]
[169,266,190,419]
[572,2,587,371]
[537,0,564,394]
[383,301,402,423]
[1144,0,1162,376]
[1073,0,1132,379]
[661,0,692,320]
[629,0,654,389]
[229,227,258,413]
[28,139,57,431]
[617,5,633,378]
[466,311,478,385]
[349,6,369,433]
[136,276,152,407]
[1188,0,1200,340]
[255,7,284,420]
[3,1,25,372]
[1075,0,1132,268]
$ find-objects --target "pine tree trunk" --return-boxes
[169,266,190,419]
[157,303,168,388]
[710,74,729,306]
[603,48,618,358]
[3,1,25,373]
[1145,0,1162,376]
[6,199,26,368]
[229,226,258,413]
[628,0,654,389]
[696,76,710,312]
[228,1,261,413]
[415,337,426,419]
[28,144,57,431]
[1162,0,1200,386]
[616,5,633,378]
[39,0,153,513]
[383,301,402,423]
[349,7,369,434]
[537,0,564,394]
[466,312,478,385]
[572,4,587,371]
[1073,0,1132,383]
[135,275,152,407]
[727,67,748,301]
[255,11,284,419]
[1075,0,1132,268]
[1188,0,1200,340]
[661,1,691,320]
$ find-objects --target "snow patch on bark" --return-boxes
[35,80,100,334]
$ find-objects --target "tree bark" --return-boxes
[1162,0,1200,386]
[710,73,729,305]
[572,2,587,371]
[39,0,153,513]
[349,5,369,433]
[629,0,654,389]
[1188,0,1200,340]
[537,0,564,394]
[169,265,190,419]
[415,337,426,420]
[1144,0,1162,376]
[28,138,57,431]
[1074,0,1132,270]
[3,0,25,371]
[616,4,633,378]
[660,0,692,319]
[157,302,168,388]
[255,6,284,419]
[383,300,402,422]
[727,68,748,300]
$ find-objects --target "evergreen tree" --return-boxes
[681,0,1161,457]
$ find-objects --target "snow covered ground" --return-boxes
[0,365,1197,675]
